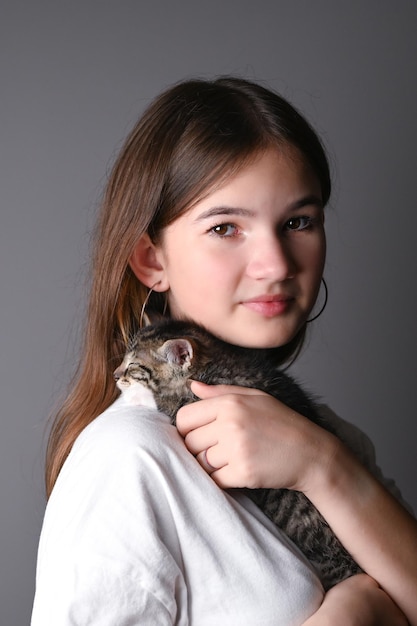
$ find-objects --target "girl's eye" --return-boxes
[285,216,314,231]
[210,223,239,237]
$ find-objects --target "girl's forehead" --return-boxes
[192,145,318,203]
[184,144,305,205]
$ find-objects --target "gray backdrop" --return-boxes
[2,1,416,623]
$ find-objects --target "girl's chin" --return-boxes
[214,327,301,350]
[171,312,304,349]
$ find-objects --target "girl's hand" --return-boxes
[176,380,337,492]
[302,574,408,626]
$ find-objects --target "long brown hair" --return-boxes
[45,76,331,496]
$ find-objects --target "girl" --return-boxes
[32,77,417,625]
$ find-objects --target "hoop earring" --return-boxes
[306,278,328,323]
[139,281,168,328]
[139,281,160,328]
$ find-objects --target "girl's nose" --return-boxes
[245,236,296,281]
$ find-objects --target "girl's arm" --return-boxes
[302,574,408,626]
[306,426,417,623]
[176,381,417,625]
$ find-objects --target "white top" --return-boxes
[31,400,409,626]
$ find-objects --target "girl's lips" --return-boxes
[241,296,293,317]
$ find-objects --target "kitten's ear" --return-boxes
[130,233,169,291]
[157,339,194,369]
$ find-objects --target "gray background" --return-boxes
[2,1,417,623]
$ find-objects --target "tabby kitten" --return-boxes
[114,319,361,590]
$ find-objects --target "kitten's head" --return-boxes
[113,321,209,415]
[114,335,195,390]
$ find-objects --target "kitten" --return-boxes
[114,319,361,590]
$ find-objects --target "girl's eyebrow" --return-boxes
[292,194,324,210]
[194,195,323,222]
[193,207,255,222]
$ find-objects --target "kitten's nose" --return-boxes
[113,365,124,381]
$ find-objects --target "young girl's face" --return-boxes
[156,147,326,348]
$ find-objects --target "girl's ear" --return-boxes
[129,234,169,291]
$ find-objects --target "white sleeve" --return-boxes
[31,413,189,626]
[32,402,324,626]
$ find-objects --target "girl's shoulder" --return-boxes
[51,398,192,505]
[73,397,178,460]
[33,401,189,625]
